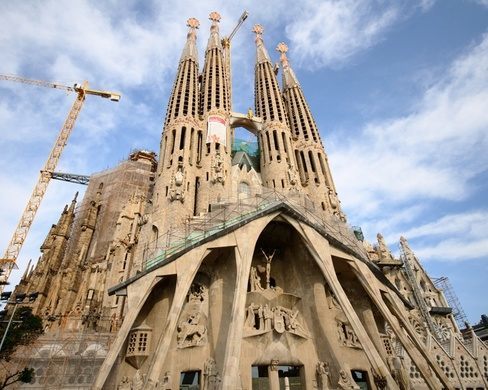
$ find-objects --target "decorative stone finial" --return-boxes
[276,42,288,54]
[209,11,221,23]
[276,42,289,67]
[187,17,200,30]
[252,24,264,37]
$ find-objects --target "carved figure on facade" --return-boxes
[337,319,361,349]
[177,312,207,348]
[287,163,298,186]
[244,302,308,338]
[118,370,145,390]
[211,151,225,184]
[261,248,276,290]
[161,371,172,390]
[263,303,273,331]
[203,357,220,390]
[249,266,264,292]
[270,359,279,371]
[188,283,207,302]
[132,370,144,390]
[327,187,339,210]
[117,376,131,390]
[169,162,186,202]
[337,369,359,389]
[325,283,341,310]
[316,361,330,390]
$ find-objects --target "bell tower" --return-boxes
[153,18,202,231]
[196,12,233,214]
[252,25,301,192]
[277,42,345,220]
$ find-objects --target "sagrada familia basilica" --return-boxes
[4,11,488,390]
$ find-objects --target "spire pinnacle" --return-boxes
[252,24,264,42]
[209,11,221,23]
[206,12,222,50]
[68,191,78,212]
[252,24,271,64]
[276,42,289,67]
[187,17,200,30]
[180,18,200,62]
[276,42,299,88]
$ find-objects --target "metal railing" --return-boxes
[142,188,367,270]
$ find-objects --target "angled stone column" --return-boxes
[352,260,453,390]
[93,275,163,390]
[287,219,399,389]
[145,246,209,388]
[220,213,279,389]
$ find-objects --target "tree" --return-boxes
[0,306,43,388]
[0,306,43,361]
[0,367,34,389]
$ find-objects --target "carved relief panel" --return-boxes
[244,248,309,339]
[176,277,209,348]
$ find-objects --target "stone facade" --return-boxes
[4,12,488,390]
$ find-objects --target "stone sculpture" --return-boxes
[316,361,330,390]
[177,312,207,348]
[169,162,186,202]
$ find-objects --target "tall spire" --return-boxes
[253,25,300,192]
[277,42,345,219]
[180,17,200,63]
[164,18,200,127]
[276,42,299,89]
[155,18,209,230]
[252,24,272,64]
[200,12,230,114]
[206,11,222,51]
[253,25,287,124]
[195,11,233,217]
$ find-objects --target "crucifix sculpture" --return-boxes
[261,248,277,289]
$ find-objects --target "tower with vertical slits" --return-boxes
[154,18,202,231]
[252,25,301,192]
[277,43,346,220]
[196,11,232,214]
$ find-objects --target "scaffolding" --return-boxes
[433,276,469,329]
[142,188,368,271]
[399,243,440,339]
[1,316,116,389]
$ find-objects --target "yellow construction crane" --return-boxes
[0,74,121,289]
[222,11,249,110]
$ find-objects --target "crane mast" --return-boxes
[0,75,120,289]
[222,11,248,110]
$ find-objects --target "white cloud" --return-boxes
[285,0,402,68]
[398,211,488,240]
[473,0,488,7]
[330,33,488,217]
[415,237,488,261]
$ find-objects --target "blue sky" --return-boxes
[1,0,487,323]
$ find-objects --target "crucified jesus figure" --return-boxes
[261,248,277,289]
